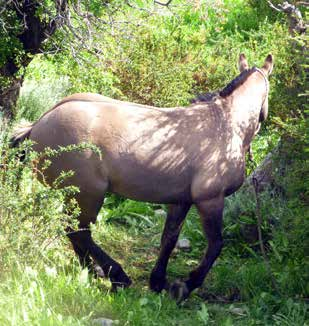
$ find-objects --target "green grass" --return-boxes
[0,143,307,325]
[0,200,307,325]
[0,212,230,326]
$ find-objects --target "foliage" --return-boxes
[0,139,98,268]
[17,0,305,123]
[0,138,308,323]
[0,0,308,325]
[16,77,70,121]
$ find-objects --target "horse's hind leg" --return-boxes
[67,228,92,269]
[169,196,224,302]
[69,228,131,289]
[150,203,191,293]
[69,191,131,289]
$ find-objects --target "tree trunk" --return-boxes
[0,77,23,122]
[0,0,67,122]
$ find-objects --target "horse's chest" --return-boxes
[191,153,245,202]
[218,153,245,196]
[223,166,245,196]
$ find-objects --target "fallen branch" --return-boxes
[267,1,307,35]
[154,0,173,6]
[252,176,279,292]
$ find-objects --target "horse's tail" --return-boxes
[9,121,34,161]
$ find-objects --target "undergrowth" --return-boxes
[0,134,307,325]
[0,1,308,325]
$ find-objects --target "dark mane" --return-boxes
[219,67,256,97]
[191,67,256,103]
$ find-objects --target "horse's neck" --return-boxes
[229,83,263,150]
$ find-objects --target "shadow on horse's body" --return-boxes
[11,54,273,302]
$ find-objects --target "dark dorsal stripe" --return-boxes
[219,67,256,97]
[190,91,219,104]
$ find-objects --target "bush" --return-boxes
[0,138,87,271]
[16,0,301,122]
[16,77,70,122]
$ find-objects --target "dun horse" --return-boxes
[11,54,273,302]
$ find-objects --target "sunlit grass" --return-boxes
[0,198,308,326]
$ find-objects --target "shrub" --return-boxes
[0,138,96,271]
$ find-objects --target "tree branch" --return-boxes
[154,0,173,6]
[252,176,279,293]
[267,0,282,12]
[267,1,307,35]
[296,1,309,7]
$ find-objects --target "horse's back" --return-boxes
[29,98,195,203]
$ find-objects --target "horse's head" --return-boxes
[238,53,274,124]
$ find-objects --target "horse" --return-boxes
[10,53,273,302]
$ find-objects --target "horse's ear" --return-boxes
[238,53,249,72]
[262,54,274,76]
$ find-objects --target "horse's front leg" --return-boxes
[169,196,224,302]
[150,203,191,293]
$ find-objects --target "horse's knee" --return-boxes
[209,238,224,256]
[161,231,180,251]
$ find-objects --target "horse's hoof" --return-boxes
[149,273,169,293]
[169,280,190,304]
[111,279,132,292]
[150,279,169,293]
[111,273,132,292]
[109,264,132,292]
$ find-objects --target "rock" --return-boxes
[176,238,191,251]
[229,307,246,316]
[154,209,167,218]
[93,318,119,326]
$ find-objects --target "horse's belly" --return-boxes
[106,163,192,204]
[112,185,191,204]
